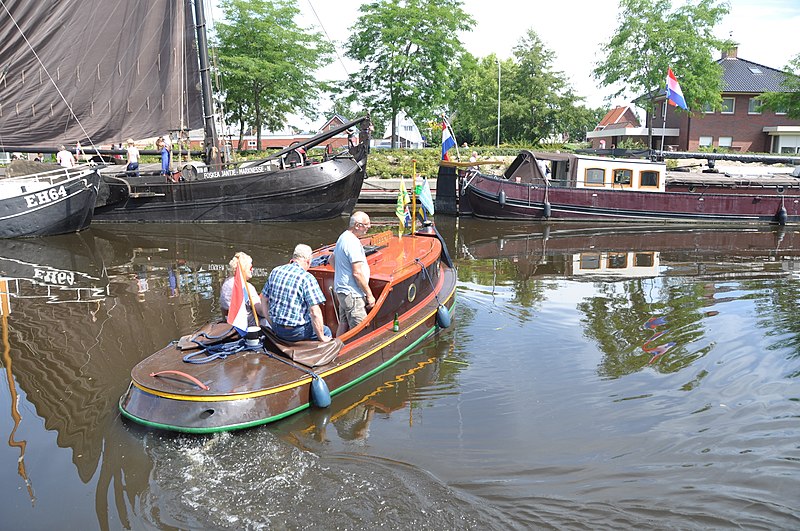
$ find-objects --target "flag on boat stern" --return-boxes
[396,175,411,231]
[441,120,456,160]
[666,68,688,110]
[226,263,250,335]
[417,175,435,215]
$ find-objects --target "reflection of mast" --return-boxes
[0,282,36,505]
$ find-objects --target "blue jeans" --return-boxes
[273,321,331,342]
[126,162,139,177]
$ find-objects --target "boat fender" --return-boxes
[436,305,451,329]
[543,200,552,218]
[777,206,788,225]
[498,189,506,207]
[311,376,331,408]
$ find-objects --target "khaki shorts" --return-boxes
[336,292,368,328]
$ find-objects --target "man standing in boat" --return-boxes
[330,211,375,337]
[261,244,332,343]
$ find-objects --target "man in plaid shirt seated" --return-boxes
[261,244,332,343]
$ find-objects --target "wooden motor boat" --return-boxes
[119,226,457,433]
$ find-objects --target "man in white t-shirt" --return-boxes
[125,138,140,177]
[330,211,375,336]
[56,145,76,168]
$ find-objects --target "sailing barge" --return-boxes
[119,226,456,433]
[447,150,800,224]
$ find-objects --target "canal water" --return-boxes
[1,216,798,530]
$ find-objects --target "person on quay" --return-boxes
[125,138,140,177]
[330,211,375,337]
[261,244,332,343]
[158,137,171,181]
[56,145,76,168]
[219,252,263,326]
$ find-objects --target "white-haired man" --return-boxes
[261,244,331,343]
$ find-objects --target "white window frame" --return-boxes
[247,140,257,148]
[702,102,714,114]
[748,98,762,114]
[721,97,735,114]
[718,136,733,148]
[699,136,713,147]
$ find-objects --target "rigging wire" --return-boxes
[0,0,102,158]
[307,0,350,78]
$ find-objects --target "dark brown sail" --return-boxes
[0,0,203,147]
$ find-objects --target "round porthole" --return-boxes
[407,283,417,303]
[777,186,785,194]
[688,185,695,192]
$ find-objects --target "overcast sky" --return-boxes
[211,1,800,129]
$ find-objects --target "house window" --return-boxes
[640,170,660,188]
[748,98,762,114]
[612,169,632,186]
[702,102,714,114]
[247,140,257,148]
[585,168,605,186]
[775,104,788,115]
[699,136,713,147]
[719,136,733,148]
[721,97,735,114]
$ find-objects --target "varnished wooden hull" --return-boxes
[119,228,456,433]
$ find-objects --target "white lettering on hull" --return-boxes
[24,185,68,208]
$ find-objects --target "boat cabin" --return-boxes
[505,150,667,193]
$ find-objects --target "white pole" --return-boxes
[496,58,501,148]
[660,98,667,154]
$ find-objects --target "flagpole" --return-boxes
[411,160,417,234]
[443,115,460,161]
[660,96,667,156]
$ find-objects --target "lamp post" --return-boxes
[496,57,501,148]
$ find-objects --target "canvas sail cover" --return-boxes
[0,0,204,148]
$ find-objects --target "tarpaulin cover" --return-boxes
[0,0,203,148]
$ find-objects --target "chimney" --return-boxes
[721,46,738,60]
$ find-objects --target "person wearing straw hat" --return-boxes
[125,138,140,177]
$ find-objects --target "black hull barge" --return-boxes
[0,164,100,238]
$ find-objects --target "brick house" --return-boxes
[586,105,644,149]
[590,47,800,153]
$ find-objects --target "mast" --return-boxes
[193,0,221,167]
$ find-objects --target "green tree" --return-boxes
[345,0,474,148]
[760,53,800,120]
[214,0,332,148]
[447,53,508,146]
[502,29,581,145]
[593,0,732,146]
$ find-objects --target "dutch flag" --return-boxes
[441,120,456,160]
[666,68,688,110]
[226,263,250,336]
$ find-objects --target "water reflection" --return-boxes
[1,220,799,529]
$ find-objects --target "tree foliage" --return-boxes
[760,53,800,120]
[448,30,602,146]
[345,0,474,148]
[214,0,332,145]
[593,0,732,121]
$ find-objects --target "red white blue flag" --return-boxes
[441,120,455,160]
[666,68,688,110]
[226,262,249,335]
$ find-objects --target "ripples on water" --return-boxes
[1,222,799,529]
